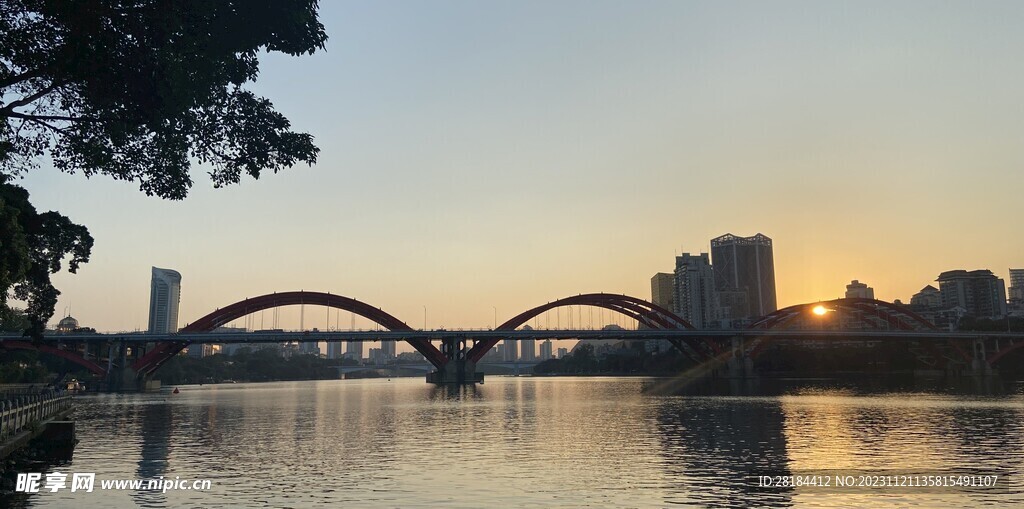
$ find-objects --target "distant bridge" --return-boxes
[2,290,1022,388]
[334,361,542,375]
[6,328,1020,344]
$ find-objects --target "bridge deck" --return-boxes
[3,329,1023,344]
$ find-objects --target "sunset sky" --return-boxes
[23,0,1024,339]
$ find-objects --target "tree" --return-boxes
[1,180,91,337]
[0,305,31,332]
[0,1,327,335]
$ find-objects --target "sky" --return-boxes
[20,0,1024,343]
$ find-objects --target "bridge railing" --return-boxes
[0,390,73,442]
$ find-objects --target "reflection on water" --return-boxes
[9,377,1024,508]
[654,391,794,506]
[0,427,75,509]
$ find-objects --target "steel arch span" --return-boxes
[749,298,941,331]
[465,293,708,364]
[984,340,1024,366]
[132,291,446,377]
[745,297,971,364]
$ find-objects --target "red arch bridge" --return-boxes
[2,292,1022,389]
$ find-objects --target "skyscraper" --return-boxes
[936,269,1007,318]
[673,253,716,328]
[148,267,181,334]
[650,273,675,312]
[327,341,343,359]
[710,233,777,319]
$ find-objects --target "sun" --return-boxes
[812,305,828,316]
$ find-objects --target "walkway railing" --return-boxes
[0,383,53,399]
[0,390,73,442]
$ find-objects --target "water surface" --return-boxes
[9,377,1024,507]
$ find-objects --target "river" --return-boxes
[5,376,1024,508]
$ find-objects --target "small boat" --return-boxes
[172,387,180,394]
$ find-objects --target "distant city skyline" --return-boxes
[51,250,1020,334]
[17,0,1024,338]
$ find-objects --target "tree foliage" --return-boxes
[158,348,340,385]
[0,0,326,194]
[0,180,92,337]
[0,1,326,334]
[0,305,31,332]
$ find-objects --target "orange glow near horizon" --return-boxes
[812,305,828,316]
[25,1,1024,336]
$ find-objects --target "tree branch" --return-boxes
[20,116,68,133]
[1,111,104,123]
[0,82,61,114]
[0,68,45,89]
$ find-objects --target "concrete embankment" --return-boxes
[0,390,75,460]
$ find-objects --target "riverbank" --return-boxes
[0,391,75,460]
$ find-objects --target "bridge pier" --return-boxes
[104,368,160,392]
[971,338,993,376]
[427,337,484,385]
[98,341,160,392]
[728,337,754,378]
[102,341,130,391]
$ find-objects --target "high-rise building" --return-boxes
[710,233,777,319]
[673,253,716,328]
[345,341,363,361]
[380,340,396,359]
[714,290,748,324]
[650,273,675,312]
[539,340,553,360]
[148,267,181,334]
[503,339,518,362]
[556,347,568,359]
[1010,269,1024,304]
[845,280,875,299]
[521,338,536,361]
[936,269,1008,318]
[326,341,343,360]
